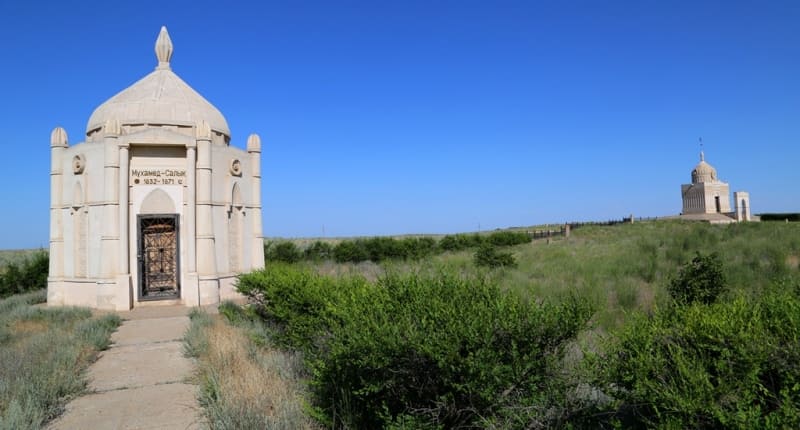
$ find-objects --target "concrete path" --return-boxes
[48,306,207,430]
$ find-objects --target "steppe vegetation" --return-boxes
[0,290,120,429]
[5,221,796,428]
[234,265,593,428]
[209,220,800,428]
[0,251,48,298]
[184,306,318,429]
[0,250,45,271]
[268,221,800,330]
[264,230,532,265]
[593,283,800,428]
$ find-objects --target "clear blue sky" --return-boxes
[1,1,798,248]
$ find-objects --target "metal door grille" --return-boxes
[138,215,180,299]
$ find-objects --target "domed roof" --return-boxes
[691,151,717,183]
[86,27,229,138]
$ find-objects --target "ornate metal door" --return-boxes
[138,215,180,299]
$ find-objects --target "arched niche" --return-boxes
[140,188,176,214]
[72,181,87,277]
[228,182,244,272]
[231,182,243,209]
[72,181,84,209]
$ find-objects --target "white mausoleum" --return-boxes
[680,152,751,223]
[48,27,265,310]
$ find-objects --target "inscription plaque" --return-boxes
[131,168,186,186]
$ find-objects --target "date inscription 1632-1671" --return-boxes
[131,169,186,186]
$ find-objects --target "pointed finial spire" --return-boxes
[155,26,173,70]
[699,137,704,161]
[50,126,68,147]
[247,134,262,153]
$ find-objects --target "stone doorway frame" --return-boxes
[137,214,181,301]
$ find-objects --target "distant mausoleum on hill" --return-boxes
[48,27,265,310]
[679,152,752,224]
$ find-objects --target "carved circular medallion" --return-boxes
[73,154,86,174]
[230,158,242,176]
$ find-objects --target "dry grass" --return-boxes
[185,310,318,430]
[787,254,799,270]
[204,321,293,417]
[0,290,120,429]
[9,319,49,335]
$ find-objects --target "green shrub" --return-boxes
[474,244,517,268]
[236,264,369,350]
[265,232,524,265]
[265,241,302,264]
[0,252,48,298]
[316,272,591,428]
[437,234,461,252]
[593,288,800,429]
[400,237,437,260]
[668,252,727,305]
[304,241,333,261]
[486,230,531,247]
[363,237,406,261]
[759,213,800,222]
[439,234,484,252]
[438,231,528,253]
[333,240,369,263]
[332,237,439,263]
[236,265,593,428]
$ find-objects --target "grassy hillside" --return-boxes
[220,220,800,428]
[294,220,799,330]
[495,220,798,328]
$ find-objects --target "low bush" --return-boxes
[438,233,484,252]
[266,231,530,265]
[237,264,369,351]
[592,287,800,429]
[668,252,727,305]
[437,231,530,253]
[332,240,370,263]
[304,241,333,261]
[0,252,48,298]
[400,237,437,260]
[363,237,406,261]
[265,241,302,264]
[236,265,593,428]
[486,230,531,247]
[332,237,439,263]
[759,213,800,222]
[474,244,517,268]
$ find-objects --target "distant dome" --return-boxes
[86,27,229,139]
[691,152,717,183]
